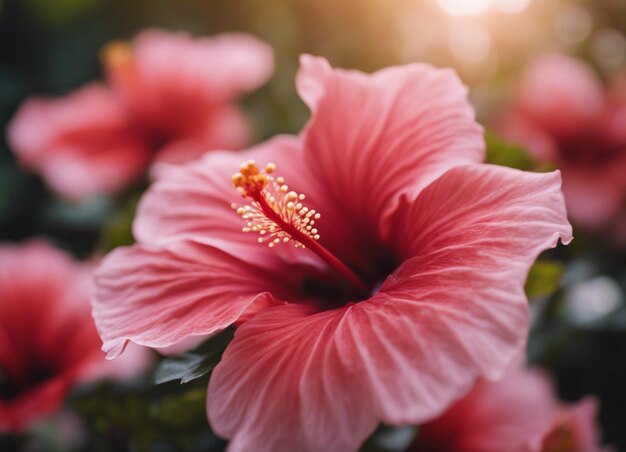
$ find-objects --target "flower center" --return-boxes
[0,362,57,402]
[231,160,369,296]
[542,421,578,452]
[231,160,320,248]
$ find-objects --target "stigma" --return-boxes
[231,161,321,248]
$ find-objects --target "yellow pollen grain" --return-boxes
[232,172,245,187]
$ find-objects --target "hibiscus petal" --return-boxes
[211,292,544,451]
[549,397,603,452]
[208,166,572,450]
[107,30,273,110]
[514,54,605,137]
[414,366,558,451]
[208,303,379,452]
[92,241,296,358]
[152,105,251,166]
[7,83,150,200]
[295,55,332,108]
[356,165,572,422]
[0,241,150,431]
[136,136,297,247]
[386,165,572,261]
[297,55,485,236]
[197,104,251,152]
[0,242,76,379]
[560,162,626,227]
[135,135,326,273]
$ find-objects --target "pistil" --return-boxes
[231,161,369,295]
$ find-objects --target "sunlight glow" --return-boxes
[448,22,491,63]
[436,0,532,16]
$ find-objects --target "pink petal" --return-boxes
[7,84,150,200]
[135,135,324,272]
[106,30,273,140]
[150,139,212,167]
[370,166,571,418]
[209,293,552,451]
[297,55,485,235]
[196,104,251,151]
[386,165,572,261]
[560,162,626,227]
[208,165,571,450]
[0,242,150,379]
[208,303,380,452]
[0,241,148,431]
[413,366,558,451]
[544,397,604,452]
[92,241,298,358]
[80,342,152,381]
[129,30,273,103]
[152,105,251,166]
[514,54,605,137]
[295,54,332,108]
[0,242,79,375]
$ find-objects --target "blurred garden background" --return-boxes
[0,0,625,450]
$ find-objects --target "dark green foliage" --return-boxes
[71,380,225,452]
[98,192,141,253]
[154,329,235,385]
[485,130,536,171]
[525,260,565,300]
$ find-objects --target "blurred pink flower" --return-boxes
[497,54,626,228]
[410,364,606,452]
[103,30,274,165]
[92,56,571,451]
[7,30,273,200]
[542,397,606,452]
[7,84,150,200]
[0,241,149,432]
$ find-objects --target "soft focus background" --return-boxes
[1,0,625,450]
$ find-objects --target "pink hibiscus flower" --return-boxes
[0,241,149,432]
[92,56,572,451]
[496,54,626,228]
[7,30,273,200]
[410,364,606,452]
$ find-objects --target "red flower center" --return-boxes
[0,361,57,402]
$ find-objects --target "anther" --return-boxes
[230,161,370,296]
[231,162,321,248]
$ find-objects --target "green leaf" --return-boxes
[361,425,418,452]
[485,130,536,171]
[44,196,113,230]
[70,380,220,450]
[158,388,208,427]
[98,193,141,253]
[525,260,565,300]
[23,0,102,26]
[153,329,235,385]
